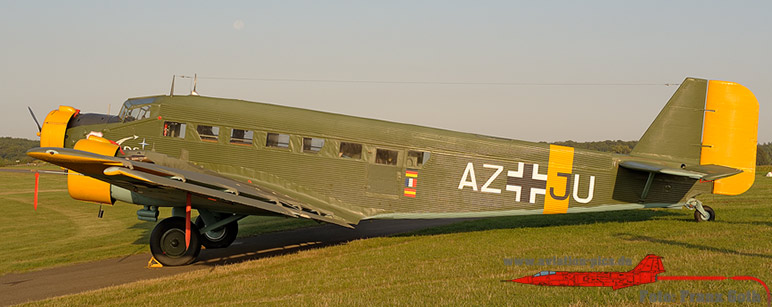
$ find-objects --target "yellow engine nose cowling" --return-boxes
[68,136,118,204]
[40,106,79,148]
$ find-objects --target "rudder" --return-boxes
[700,80,758,195]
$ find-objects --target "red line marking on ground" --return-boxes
[34,172,39,211]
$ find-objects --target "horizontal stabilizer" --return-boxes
[619,161,742,181]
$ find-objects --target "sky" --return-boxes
[1,1,770,143]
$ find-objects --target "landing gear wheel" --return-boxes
[694,205,715,222]
[150,217,201,266]
[195,215,239,249]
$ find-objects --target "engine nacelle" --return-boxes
[67,136,119,204]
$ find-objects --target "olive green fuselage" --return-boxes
[63,95,709,220]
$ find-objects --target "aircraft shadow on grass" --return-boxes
[397,209,681,236]
[613,233,772,260]
[714,219,772,228]
[126,209,682,267]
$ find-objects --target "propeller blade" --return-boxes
[28,107,42,132]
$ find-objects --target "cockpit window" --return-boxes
[118,98,155,123]
[124,105,151,122]
[533,271,556,277]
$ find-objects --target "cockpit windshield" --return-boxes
[118,98,156,122]
[533,271,556,277]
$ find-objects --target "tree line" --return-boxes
[0,137,39,166]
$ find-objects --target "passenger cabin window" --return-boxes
[230,129,253,145]
[407,150,431,167]
[163,121,186,138]
[375,149,399,165]
[266,133,290,148]
[197,125,219,142]
[339,142,362,159]
[302,137,325,153]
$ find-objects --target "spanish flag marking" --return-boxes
[404,188,416,198]
[405,170,418,178]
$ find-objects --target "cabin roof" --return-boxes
[129,94,602,161]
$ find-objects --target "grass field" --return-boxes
[15,167,772,306]
[0,166,316,275]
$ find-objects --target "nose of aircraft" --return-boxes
[39,106,80,148]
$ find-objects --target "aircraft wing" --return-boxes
[619,160,742,181]
[27,147,367,228]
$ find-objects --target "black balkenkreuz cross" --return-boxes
[506,162,547,203]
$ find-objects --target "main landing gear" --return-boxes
[149,210,243,266]
[685,198,715,222]
[195,215,239,249]
[149,217,201,266]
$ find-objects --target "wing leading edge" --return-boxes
[28,147,364,228]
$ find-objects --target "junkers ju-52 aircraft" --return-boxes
[27,77,758,266]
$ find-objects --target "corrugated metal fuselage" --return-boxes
[63,95,708,220]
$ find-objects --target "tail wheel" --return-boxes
[195,215,239,249]
[694,205,716,222]
[150,217,201,266]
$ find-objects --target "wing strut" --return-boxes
[640,172,655,201]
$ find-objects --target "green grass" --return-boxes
[24,171,772,306]
[0,166,315,275]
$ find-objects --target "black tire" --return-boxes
[195,215,239,249]
[694,205,715,222]
[150,217,201,266]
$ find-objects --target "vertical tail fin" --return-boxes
[630,78,707,164]
[631,254,664,275]
[630,77,759,195]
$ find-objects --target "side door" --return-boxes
[365,145,402,198]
